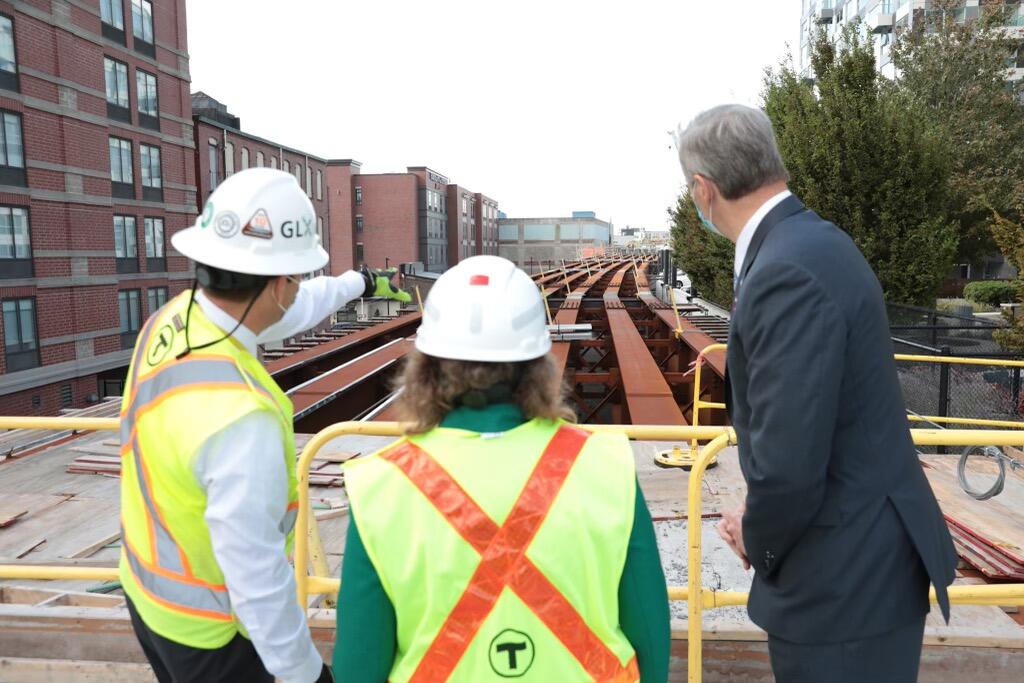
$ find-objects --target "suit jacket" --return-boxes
[726,194,957,644]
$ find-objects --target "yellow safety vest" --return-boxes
[118,292,298,648]
[345,419,639,682]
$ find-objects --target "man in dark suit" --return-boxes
[675,104,958,682]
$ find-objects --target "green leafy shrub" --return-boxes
[963,281,1016,307]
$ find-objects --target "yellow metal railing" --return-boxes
[684,347,1024,453]
[5,418,1024,681]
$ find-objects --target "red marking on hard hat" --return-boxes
[469,275,490,286]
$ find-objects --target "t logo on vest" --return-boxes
[489,629,535,677]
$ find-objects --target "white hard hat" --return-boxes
[415,255,552,363]
[172,168,328,276]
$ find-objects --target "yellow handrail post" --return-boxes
[687,431,734,683]
[414,286,424,314]
[689,344,728,454]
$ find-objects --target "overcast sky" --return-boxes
[187,1,801,233]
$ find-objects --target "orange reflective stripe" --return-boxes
[383,426,636,683]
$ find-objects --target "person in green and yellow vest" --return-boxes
[119,168,409,683]
[335,255,670,682]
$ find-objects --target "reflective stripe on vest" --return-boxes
[381,426,640,683]
[122,532,232,620]
[120,315,256,619]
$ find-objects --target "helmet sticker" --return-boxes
[243,209,274,240]
[213,211,241,238]
[200,202,215,229]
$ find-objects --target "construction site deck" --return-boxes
[1,258,1022,682]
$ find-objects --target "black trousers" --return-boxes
[768,616,927,683]
[127,596,273,683]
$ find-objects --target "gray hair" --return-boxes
[675,104,789,200]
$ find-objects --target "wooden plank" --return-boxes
[0,510,27,528]
[921,458,1024,564]
[14,539,46,559]
[64,532,121,560]
[0,658,156,683]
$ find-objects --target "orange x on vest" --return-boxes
[382,426,639,683]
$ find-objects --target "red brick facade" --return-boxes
[446,184,476,268]
[0,2,500,416]
[0,0,195,414]
[475,192,499,256]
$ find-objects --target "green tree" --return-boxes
[668,192,734,308]
[890,0,1024,267]
[762,25,957,305]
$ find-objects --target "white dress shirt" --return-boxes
[733,190,792,282]
[190,271,366,683]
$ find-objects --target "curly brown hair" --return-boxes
[393,351,575,434]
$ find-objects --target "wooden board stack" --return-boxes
[921,455,1024,581]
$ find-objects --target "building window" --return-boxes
[283,159,290,174]
[256,151,265,167]
[101,2,127,42]
[0,206,31,278]
[140,144,162,201]
[104,57,131,122]
[143,217,164,271]
[356,215,363,233]
[118,289,141,350]
[355,242,364,264]
[101,0,125,29]
[131,0,155,57]
[113,215,138,273]
[271,156,278,169]
[305,165,312,197]
[224,141,235,176]
[147,286,167,314]
[316,216,324,248]
[293,163,301,187]
[316,169,323,200]
[3,298,38,371]
[136,69,159,129]
[0,15,18,92]
[240,147,249,170]
[208,142,219,192]
[109,137,134,199]
[0,111,25,187]
[355,186,362,205]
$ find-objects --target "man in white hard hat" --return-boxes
[118,168,410,683]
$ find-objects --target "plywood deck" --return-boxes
[0,429,1021,680]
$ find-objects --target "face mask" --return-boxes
[271,276,302,315]
[695,204,721,236]
[693,183,721,236]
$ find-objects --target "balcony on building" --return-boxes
[815,1,835,25]
[869,12,895,33]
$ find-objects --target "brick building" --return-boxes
[191,92,330,275]
[475,192,498,258]
[0,0,195,415]
[446,183,475,267]
[325,162,499,275]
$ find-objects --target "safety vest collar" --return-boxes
[381,425,639,683]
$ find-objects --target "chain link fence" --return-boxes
[888,304,1023,427]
